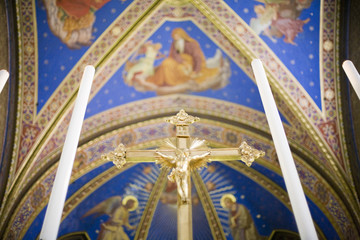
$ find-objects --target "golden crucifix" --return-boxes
[102,109,264,240]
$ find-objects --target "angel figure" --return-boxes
[156,139,210,203]
[82,195,138,240]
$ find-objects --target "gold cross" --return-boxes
[101,109,264,240]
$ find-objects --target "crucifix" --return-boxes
[102,109,265,240]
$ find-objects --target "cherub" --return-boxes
[125,41,164,85]
[155,138,211,203]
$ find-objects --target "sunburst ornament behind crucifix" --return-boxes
[101,109,265,240]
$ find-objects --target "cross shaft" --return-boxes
[102,110,264,240]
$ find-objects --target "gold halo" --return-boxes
[220,194,236,208]
[122,195,139,211]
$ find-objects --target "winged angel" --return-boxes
[82,195,138,240]
[156,138,211,203]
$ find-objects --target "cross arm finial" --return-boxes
[238,141,265,167]
[101,143,127,168]
[101,144,161,168]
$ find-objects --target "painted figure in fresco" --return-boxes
[43,0,111,49]
[156,148,210,203]
[124,28,231,95]
[250,0,313,45]
[124,41,164,90]
[160,181,179,204]
[271,16,310,45]
[146,28,220,86]
[221,194,264,240]
[82,195,138,240]
[250,4,278,41]
[160,180,200,206]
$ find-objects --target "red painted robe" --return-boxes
[56,0,111,19]
[147,39,219,86]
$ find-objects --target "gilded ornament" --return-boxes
[238,141,265,167]
[104,110,265,240]
[166,109,199,125]
[101,143,127,169]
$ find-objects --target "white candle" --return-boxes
[342,60,360,100]
[39,65,95,240]
[0,70,9,94]
[251,59,318,239]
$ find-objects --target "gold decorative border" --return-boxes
[134,168,169,240]
[9,1,351,219]
[192,170,226,239]
[222,161,328,240]
[6,0,161,199]
[6,0,357,238]
[5,117,356,239]
[26,88,341,203]
[190,0,359,218]
[2,0,163,226]
[189,0,348,190]
[61,164,135,221]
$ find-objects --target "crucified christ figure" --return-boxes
[156,148,210,203]
[102,109,265,240]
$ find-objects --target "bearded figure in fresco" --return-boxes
[221,194,265,240]
[82,195,138,240]
[43,0,111,49]
[146,28,219,86]
[124,28,231,95]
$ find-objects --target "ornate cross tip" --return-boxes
[166,109,200,125]
[101,143,127,169]
[238,141,265,167]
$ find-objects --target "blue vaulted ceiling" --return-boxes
[2,0,359,239]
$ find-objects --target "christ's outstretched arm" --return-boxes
[156,151,176,164]
[190,151,210,161]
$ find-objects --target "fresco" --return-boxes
[24,163,158,239]
[7,0,357,239]
[123,27,230,95]
[18,116,343,240]
[251,162,340,240]
[228,0,321,109]
[220,194,264,240]
[249,0,313,45]
[21,157,341,240]
[197,163,277,239]
[148,180,213,239]
[59,163,158,239]
[35,0,321,113]
[83,195,138,239]
[85,21,264,119]
[43,0,112,49]
[36,0,132,111]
